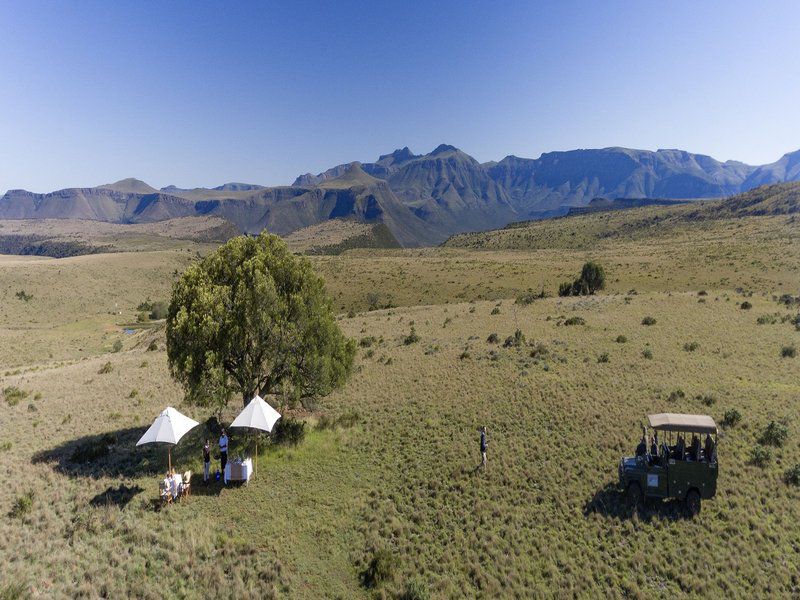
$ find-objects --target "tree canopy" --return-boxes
[166,232,355,411]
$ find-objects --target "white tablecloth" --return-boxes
[224,457,253,483]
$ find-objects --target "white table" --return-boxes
[224,457,253,483]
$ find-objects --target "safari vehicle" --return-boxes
[619,413,718,515]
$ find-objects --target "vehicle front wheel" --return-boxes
[685,489,701,517]
[626,482,641,508]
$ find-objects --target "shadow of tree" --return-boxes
[583,482,693,522]
[89,483,144,508]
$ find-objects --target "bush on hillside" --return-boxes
[784,464,800,486]
[272,417,306,446]
[740,301,752,310]
[563,316,585,326]
[781,344,796,358]
[722,408,742,428]
[403,327,420,345]
[360,548,395,589]
[9,491,34,519]
[759,420,789,447]
[750,445,771,468]
[641,316,657,326]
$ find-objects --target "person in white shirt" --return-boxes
[219,429,229,484]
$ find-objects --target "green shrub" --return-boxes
[683,341,700,352]
[781,345,796,358]
[750,445,771,468]
[515,288,546,305]
[564,316,585,326]
[722,408,742,428]
[784,464,800,486]
[740,301,752,310]
[757,314,778,325]
[9,491,34,519]
[760,420,789,447]
[503,329,525,348]
[529,341,549,359]
[272,417,306,446]
[667,389,686,402]
[641,316,657,326]
[147,340,158,352]
[487,333,499,344]
[697,290,708,296]
[459,351,470,360]
[558,281,574,297]
[399,578,430,600]
[597,352,609,363]
[14,290,32,302]
[615,335,627,343]
[0,441,11,452]
[112,339,123,353]
[490,306,501,315]
[3,386,28,407]
[149,301,169,320]
[642,348,653,360]
[361,548,395,589]
[98,362,113,374]
[403,327,420,345]
[359,336,376,348]
[136,311,150,323]
[697,394,716,407]
[557,262,606,297]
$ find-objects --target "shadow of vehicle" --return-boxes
[583,482,693,521]
[89,483,144,508]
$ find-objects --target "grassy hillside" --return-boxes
[0,208,798,597]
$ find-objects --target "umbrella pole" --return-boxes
[168,447,172,473]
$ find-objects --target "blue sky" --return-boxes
[0,1,798,192]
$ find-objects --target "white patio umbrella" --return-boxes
[136,406,200,472]
[230,395,282,474]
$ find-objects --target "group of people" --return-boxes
[636,431,716,464]
[201,429,229,484]
[160,470,189,502]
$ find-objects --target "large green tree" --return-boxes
[166,232,355,410]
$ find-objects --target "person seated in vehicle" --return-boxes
[650,434,659,457]
[636,435,647,458]
[689,434,701,461]
[674,435,686,460]
[660,439,670,466]
[704,433,716,463]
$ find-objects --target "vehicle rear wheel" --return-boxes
[685,489,701,517]
[626,482,641,508]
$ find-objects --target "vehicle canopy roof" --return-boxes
[648,413,717,434]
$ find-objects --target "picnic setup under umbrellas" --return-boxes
[137,397,282,504]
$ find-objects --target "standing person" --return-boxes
[219,429,229,484]
[202,439,211,483]
[480,426,488,469]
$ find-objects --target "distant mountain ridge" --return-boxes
[2,145,799,246]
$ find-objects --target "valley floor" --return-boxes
[0,212,798,598]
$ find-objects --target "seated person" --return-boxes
[635,436,647,457]
[674,435,686,460]
[660,440,670,465]
[161,473,172,500]
[169,470,180,500]
[650,435,659,457]
[689,434,700,461]
[704,433,715,463]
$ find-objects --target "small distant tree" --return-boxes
[166,232,355,411]
[558,262,606,296]
[580,262,606,294]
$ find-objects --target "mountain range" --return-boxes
[2,145,799,246]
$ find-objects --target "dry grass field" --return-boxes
[0,208,798,598]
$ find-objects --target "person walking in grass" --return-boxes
[480,426,488,469]
[219,429,229,484]
[202,439,211,483]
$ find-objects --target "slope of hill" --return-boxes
[284,219,401,254]
[444,182,800,251]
